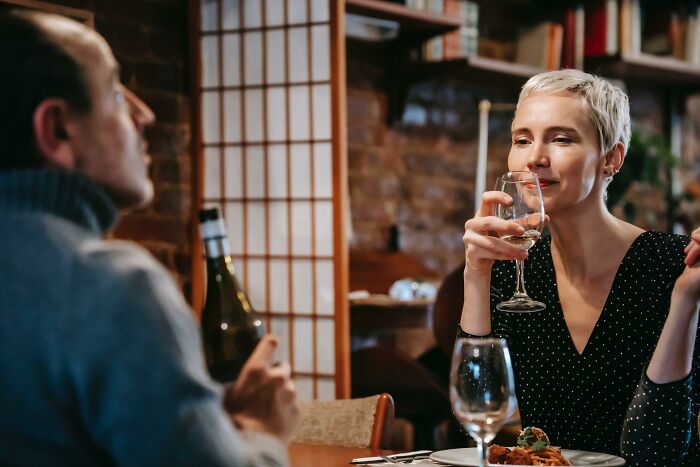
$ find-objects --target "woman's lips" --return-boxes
[537,179,558,188]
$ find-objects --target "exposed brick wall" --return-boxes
[32,0,194,299]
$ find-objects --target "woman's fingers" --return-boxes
[477,191,513,218]
[464,230,528,260]
[465,216,525,237]
[685,240,700,266]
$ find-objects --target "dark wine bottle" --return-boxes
[198,207,264,382]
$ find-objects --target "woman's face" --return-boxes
[508,92,605,215]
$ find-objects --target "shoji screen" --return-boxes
[196,0,348,399]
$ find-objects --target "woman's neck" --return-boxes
[548,197,643,282]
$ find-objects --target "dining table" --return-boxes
[289,442,401,467]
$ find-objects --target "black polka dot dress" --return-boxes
[458,231,698,466]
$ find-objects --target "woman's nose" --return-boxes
[526,141,549,169]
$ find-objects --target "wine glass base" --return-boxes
[496,297,546,313]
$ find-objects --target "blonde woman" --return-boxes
[460,69,700,466]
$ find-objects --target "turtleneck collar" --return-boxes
[0,168,118,235]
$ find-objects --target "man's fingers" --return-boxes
[245,334,278,368]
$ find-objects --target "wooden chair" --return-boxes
[291,393,395,449]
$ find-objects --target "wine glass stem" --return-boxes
[477,440,488,467]
[515,259,529,297]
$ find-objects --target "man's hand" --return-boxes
[224,335,299,443]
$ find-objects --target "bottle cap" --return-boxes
[198,207,221,223]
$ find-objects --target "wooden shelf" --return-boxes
[410,55,547,87]
[345,0,461,44]
[586,53,700,88]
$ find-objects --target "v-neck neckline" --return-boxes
[544,231,649,357]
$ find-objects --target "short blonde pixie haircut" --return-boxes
[517,69,631,157]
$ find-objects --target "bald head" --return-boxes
[0,10,94,169]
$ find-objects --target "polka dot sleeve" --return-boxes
[620,373,693,466]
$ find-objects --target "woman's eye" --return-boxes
[553,136,572,143]
[513,138,529,146]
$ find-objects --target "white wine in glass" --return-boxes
[495,171,546,312]
[450,338,517,467]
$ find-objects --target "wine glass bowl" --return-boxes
[494,171,546,312]
[450,338,517,467]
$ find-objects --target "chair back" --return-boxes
[292,393,395,449]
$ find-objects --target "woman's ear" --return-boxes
[604,141,625,174]
[32,98,78,169]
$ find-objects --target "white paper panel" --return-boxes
[245,145,265,198]
[268,201,288,256]
[243,0,262,27]
[266,87,286,142]
[290,143,311,198]
[313,143,332,198]
[289,86,310,141]
[270,259,290,313]
[244,89,264,142]
[311,26,330,81]
[267,144,288,198]
[270,316,290,362]
[288,27,309,83]
[291,202,312,256]
[201,0,218,32]
[317,378,335,401]
[246,202,266,255]
[224,147,243,199]
[292,259,313,313]
[244,32,263,86]
[265,0,285,26]
[295,375,313,401]
[222,34,241,87]
[266,30,286,84]
[315,260,334,316]
[222,0,241,29]
[203,148,221,200]
[312,84,331,140]
[314,201,333,257]
[287,0,308,25]
[316,319,334,373]
[201,91,220,143]
[224,202,245,255]
[223,90,241,142]
[201,36,219,87]
[246,258,267,311]
[293,317,313,372]
[311,0,329,22]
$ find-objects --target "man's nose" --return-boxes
[124,88,155,128]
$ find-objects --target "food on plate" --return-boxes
[487,426,572,466]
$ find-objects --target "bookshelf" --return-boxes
[410,55,547,86]
[345,0,461,44]
[587,53,700,88]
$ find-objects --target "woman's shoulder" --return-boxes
[628,231,689,274]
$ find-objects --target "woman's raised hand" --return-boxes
[463,191,529,277]
[675,226,700,304]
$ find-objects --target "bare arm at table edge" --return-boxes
[460,191,528,336]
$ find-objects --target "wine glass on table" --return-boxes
[494,171,546,312]
[450,338,517,467]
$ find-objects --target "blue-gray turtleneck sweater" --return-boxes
[0,169,287,466]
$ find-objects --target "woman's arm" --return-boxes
[621,228,700,466]
[460,191,528,336]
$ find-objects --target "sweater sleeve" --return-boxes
[66,245,288,467]
[620,373,693,467]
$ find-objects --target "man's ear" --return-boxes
[32,98,78,169]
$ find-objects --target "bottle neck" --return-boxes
[203,236,232,259]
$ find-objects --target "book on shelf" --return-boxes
[443,0,478,59]
[423,0,444,60]
[584,0,619,56]
[687,5,700,65]
[515,22,563,70]
[562,3,585,69]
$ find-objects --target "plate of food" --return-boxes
[429,427,625,466]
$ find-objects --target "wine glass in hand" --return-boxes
[450,338,517,467]
[495,171,546,312]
